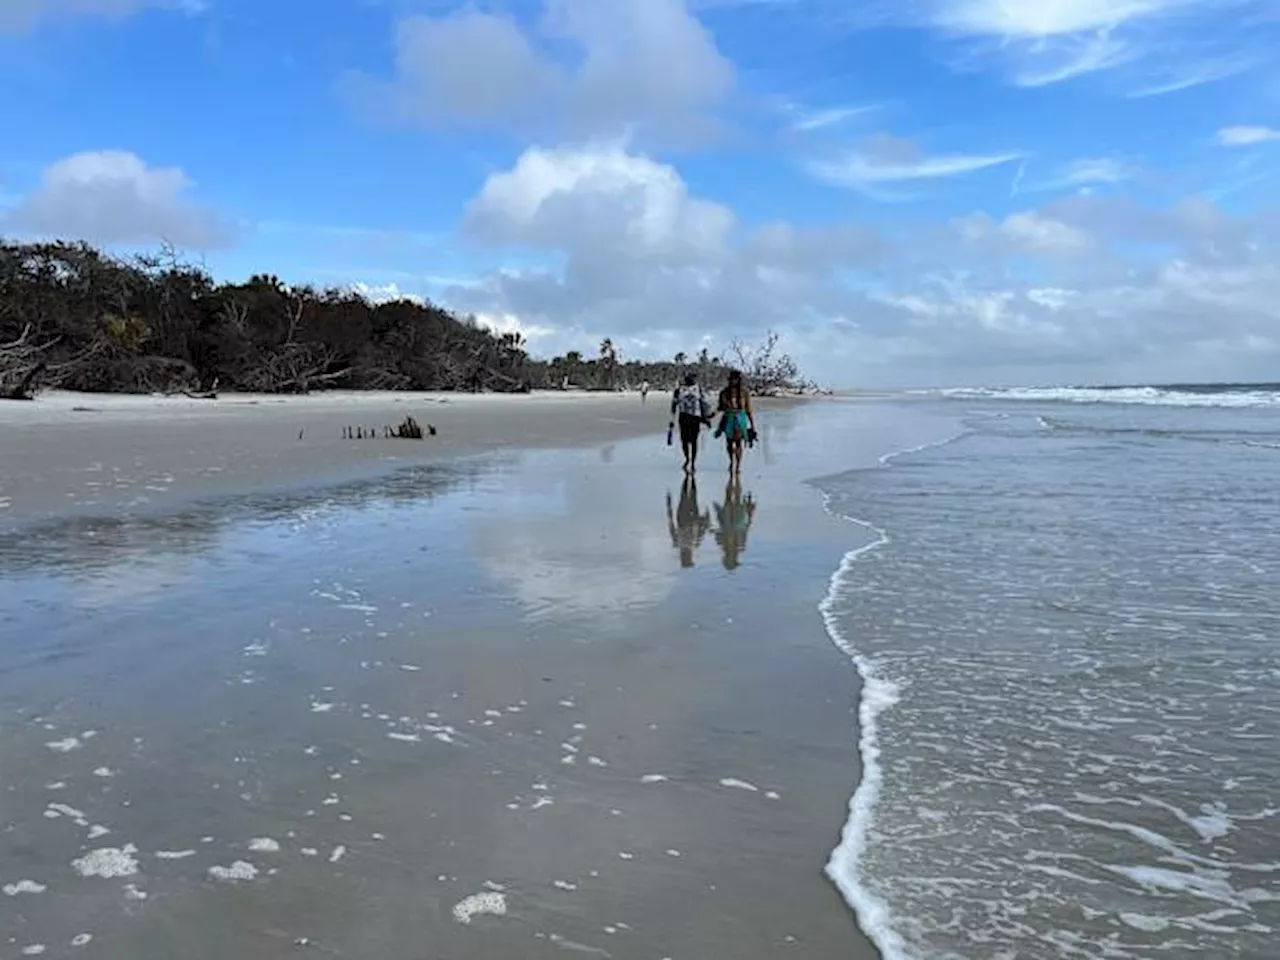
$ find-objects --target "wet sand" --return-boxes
[0,390,679,523]
[0,395,958,959]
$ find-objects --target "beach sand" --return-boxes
[0,390,673,523]
[0,391,958,959]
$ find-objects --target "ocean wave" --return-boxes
[936,385,1280,409]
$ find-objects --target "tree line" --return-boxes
[0,239,807,400]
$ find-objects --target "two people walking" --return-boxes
[669,369,756,475]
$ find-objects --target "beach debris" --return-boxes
[343,417,435,440]
[392,415,425,439]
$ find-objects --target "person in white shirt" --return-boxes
[669,372,709,474]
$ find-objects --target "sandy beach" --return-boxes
[0,390,961,960]
[0,391,677,524]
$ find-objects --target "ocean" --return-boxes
[819,385,1280,959]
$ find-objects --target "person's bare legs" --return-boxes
[682,435,698,474]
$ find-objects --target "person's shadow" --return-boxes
[666,475,712,568]
[714,477,757,571]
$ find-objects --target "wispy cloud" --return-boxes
[788,103,878,132]
[1217,125,1280,147]
[1125,52,1257,96]
[907,0,1268,89]
[808,132,1021,196]
[1031,157,1141,193]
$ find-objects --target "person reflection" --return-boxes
[714,477,757,571]
[666,475,712,568]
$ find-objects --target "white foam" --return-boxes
[1120,912,1171,932]
[387,732,421,743]
[47,803,87,823]
[72,846,139,879]
[938,384,1280,409]
[92,767,115,778]
[554,880,578,891]
[452,891,507,924]
[209,861,258,882]
[70,935,93,948]
[311,702,336,713]
[154,850,197,860]
[45,737,82,753]
[248,838,280,853]
[21,946,46,956]
[3,880,47,896]
[719,778,759,792]
[88,825,111,839]
[640,774,669,784]
[815,432,968,960]
[329,845,346,863]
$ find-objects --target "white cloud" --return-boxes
[1058,158,1137,185]
[0,0,201,33]
[807,132,1020,194]
[347,282,424,306]
[957,211,1095,256]
[444,143,887,365]
[932,0,1184,38]
[1217,125,1280,147]
[342,0,734,146]
[1023,157,1139,194]
[1,150,231,249]
[906,0,1267,90]
[462,143,735,264]
[472,311,556,343]
[440,143,1280,387]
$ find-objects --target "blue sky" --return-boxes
[2,0,1279,387]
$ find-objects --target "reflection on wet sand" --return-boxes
[0,460,499,579]
[666,476,712,568]
[714,478,757,570]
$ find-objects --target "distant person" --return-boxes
[666,475,711,568]
[670,372,710,474]
[640,380,650,404]
[715,369,757,475]
[714,476,757,570]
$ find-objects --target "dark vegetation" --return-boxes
[0,240,809,400]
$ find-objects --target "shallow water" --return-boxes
[820,398,1280,959]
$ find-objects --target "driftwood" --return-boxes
[343,416,435,441]
[0,324,54,399]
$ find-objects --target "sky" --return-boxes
[2,0,1279,388]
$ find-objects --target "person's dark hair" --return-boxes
[683,372,697,386]
[723,368,745,408]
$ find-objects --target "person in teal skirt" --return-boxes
[714,369,757,475]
